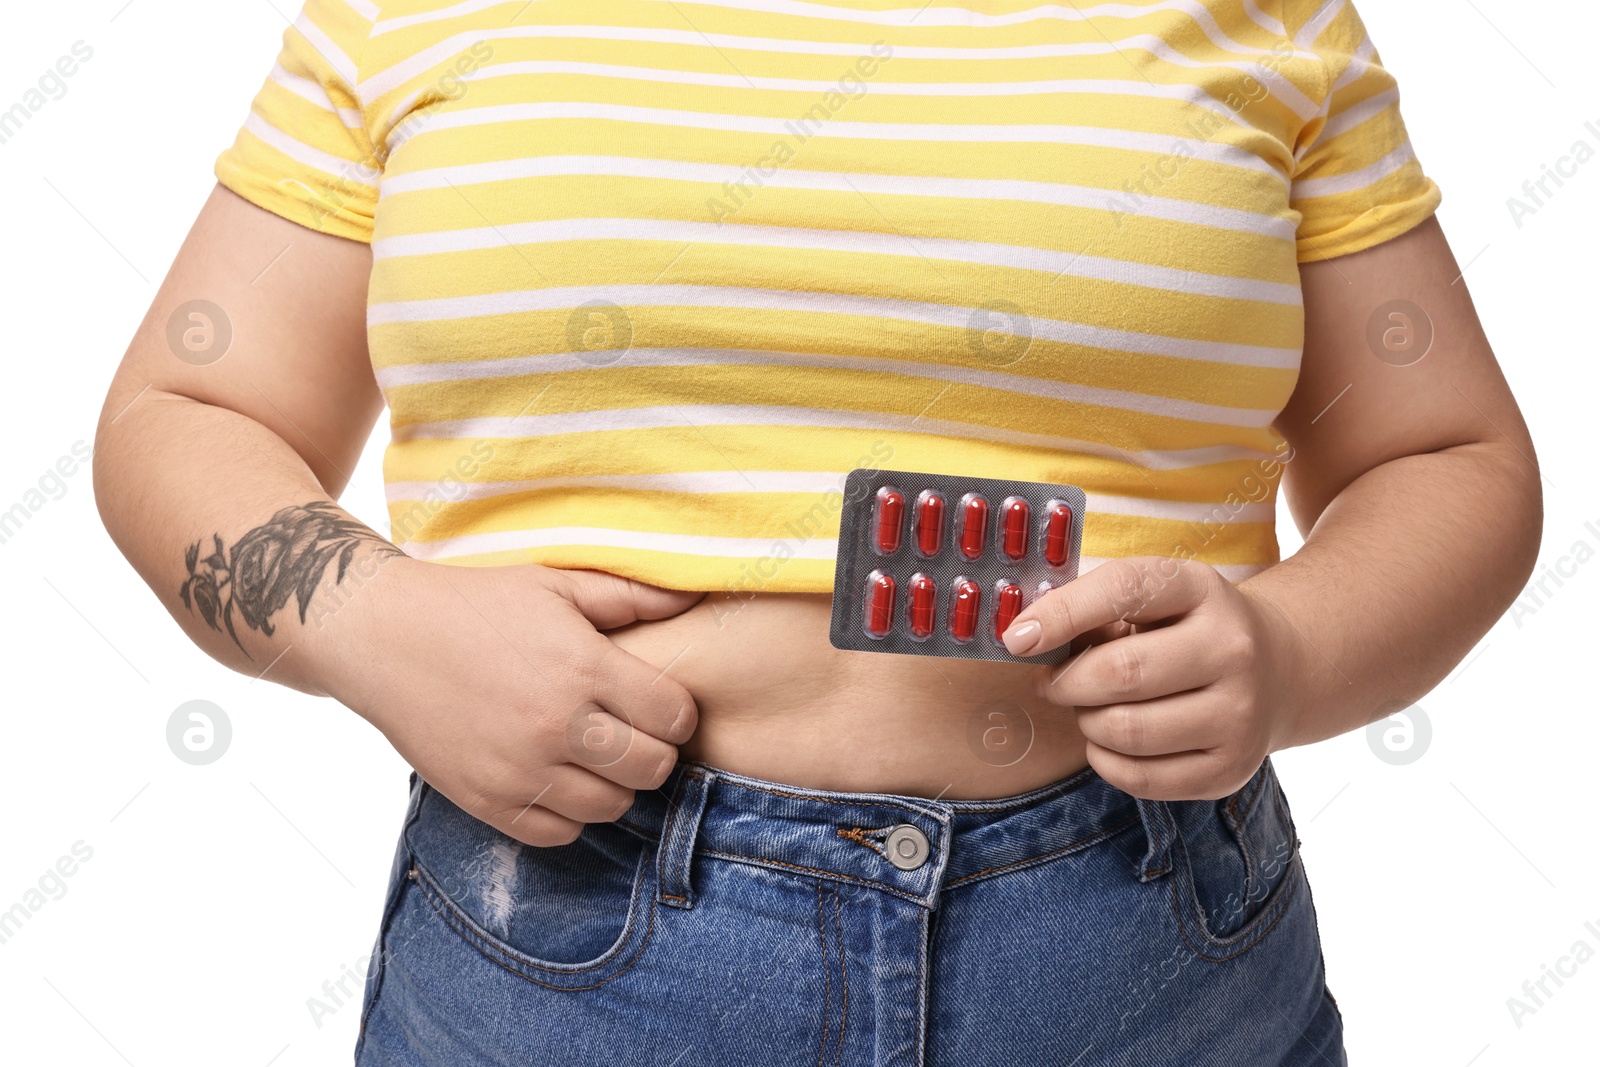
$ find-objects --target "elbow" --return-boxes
[1421,436,1542,626]
[89,382,151,551]
[89,436,122,549]
[90,400,118,542]
[1512,463,1544,592]
[1486,438,1544,609]
[1508,436,1543,571]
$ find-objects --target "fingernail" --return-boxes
[1002,619,1042,656]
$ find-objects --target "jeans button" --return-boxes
[884,824,930,870]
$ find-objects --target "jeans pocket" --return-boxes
[1169,758,1304,960]
[403,784,657,991]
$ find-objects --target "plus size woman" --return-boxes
[95,1,1538,1064]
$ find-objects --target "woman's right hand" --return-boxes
[320,554,705,847]
[91,186,703,847]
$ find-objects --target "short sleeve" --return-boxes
[214,0,380,243]
[1287,0,1442,262]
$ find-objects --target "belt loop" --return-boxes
[656,767,714,910]
[1134,797,1176,882]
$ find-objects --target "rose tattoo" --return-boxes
[179,502,401,653]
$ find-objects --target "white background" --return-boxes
[0,2,1595,1064]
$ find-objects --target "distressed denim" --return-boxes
[355,759,1344,1066]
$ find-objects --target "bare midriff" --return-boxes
[606,592,1091,801]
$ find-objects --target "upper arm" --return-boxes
[99,184,380,495]
[1274,216,1537,534]
[102,0,385,495]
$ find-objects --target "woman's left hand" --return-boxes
[1000,557,1306,801]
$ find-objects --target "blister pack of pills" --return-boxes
[829,468,1087,664]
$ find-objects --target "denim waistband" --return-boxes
[615,762,1156,912]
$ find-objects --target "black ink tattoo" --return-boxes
[179,501,402,653]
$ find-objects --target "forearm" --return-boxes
[93,387,401,694]
[1245,440,1542,751]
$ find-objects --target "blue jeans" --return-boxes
[356,759,1344,1065]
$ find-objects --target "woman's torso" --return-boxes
[325,1,1325,796]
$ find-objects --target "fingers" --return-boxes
[487,800,586,849]
[1085,743,1255,803]
[582,632,699,743]
[482,763,652,848]
[557,568,706,630]
[561,703,680,790]
[1074,689,1219,757]
[1001,557,1213,656]
[530,764,641,825]
[1072,618,1139,651]
[1037,622,1219,707]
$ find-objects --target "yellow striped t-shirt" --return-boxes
[215,0,1442,593]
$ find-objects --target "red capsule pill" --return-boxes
[874,487,905,554]
[909,573,937,638]
[950,577,981,641]
[1001,498,1030,561]
[1044,501,1074,567]
[915,490,945,556]
[994,581,1023,643]
[865,571,896,637]
[958,494,989,560]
